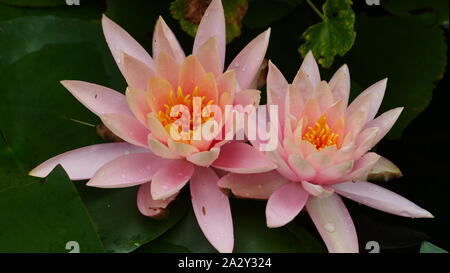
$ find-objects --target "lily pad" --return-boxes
[0,166,104,252]
[420,241,448,253]
[342,15,447,139]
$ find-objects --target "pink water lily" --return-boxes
[29,0,275,253]
[218,52,433,253]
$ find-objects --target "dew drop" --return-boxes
[242,67,247,72]
[324,223,335,233]
[234,62,240,68]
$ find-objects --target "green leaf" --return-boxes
[0,1,104,22]
[0,17,121,191]
[0,166,104,252]
[138,198,325,253]
[341,15,447,139]
[243,0,302,29]
[0,18,111,192]
[0,16,183,252]
[382,0,449,26]
[75,185,188,253]
[170,0,248,43]
[420,241,448,253]
[299,0,356,68]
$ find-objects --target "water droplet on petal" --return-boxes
[242,67,247,72]
[324,223,335,233]
[234,62,240,68]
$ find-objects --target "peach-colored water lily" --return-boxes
[29,0,275,253]
[218,52,433,253]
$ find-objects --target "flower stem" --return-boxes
[70,118,96,127]
[306,0,327,21]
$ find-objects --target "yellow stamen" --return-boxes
[302,115,339,150]
[157,85,215,143]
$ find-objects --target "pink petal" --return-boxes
[179,55,206,94]
[168,139,199,157]
[364,107,403,147]
[288,154,316,181]
[352,127,379,159]
[60,80,131,116]
[212,142,276,173]
[329,64,350,106]
[102,14,154,73]
[87,153,171,188]
[198,72,219,102]
[334,152,381,183]
[313,81,334,111]
[155,51,181,90]
[267,61,288,130]
[151,160,194,200]
[267,61,288,107]
[152,16,185,63]
[126,87,150,126]
[265,150,299,181]
[299,51,321,89]
[148,136,181,159]
[287,84,304,121]
[147,113,170,143]
[193,0,226,70]
[218,171,289,200]
[234,89,261,106]
[300,98,321,128]
[266,182,308,228]
[29,143,146,180]
[357,78,387,122]
[306,150,333,170]
[137,182,178,218]
[121,51,154,91]
[292,68,314,102]
[323,99,345,126]
[100,113,149,147]
[306,194,358,253]
[216,70,237,98]
[345,110,368,137]
[315,160,354,183]
[190,166,234,253]
[195,37,221,77]
[186,148,220,167]
[146,76,173,113]
[228,29,271,90]
[301,181,334,198]
[333,181,433,218]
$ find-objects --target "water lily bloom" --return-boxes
[218,52,433,253]
[29,0,275,253]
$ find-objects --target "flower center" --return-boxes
[157,85,215,134]
[302,115,339,150]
